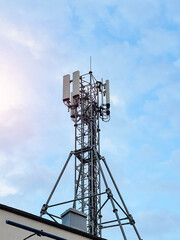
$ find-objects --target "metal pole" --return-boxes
[90,71,94,234]
[74,108,77,209]
[102,157,130,214]
[81,76,85,212]
[93,148,127,240]
[6,220,67,240]
[73,161,83,208]
[103,157,143,240]
[40,152,73,216]
[132,224,143,240]
[97,83,102,236]
[49,192,106,208]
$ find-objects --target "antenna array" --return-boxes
[40,70,142,240]
[63,71,110,122]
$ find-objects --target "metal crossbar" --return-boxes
[6,220,66,240]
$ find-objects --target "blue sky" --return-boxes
[0,0,180,239]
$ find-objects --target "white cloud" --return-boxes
[134,144,159,163]
[173,58,180,67]
[139,28,179,56]
[0,15,48,59]
[0,108,37,153]
[116,0,161,27]
[0,181,18,197]
[165,0,180,24]
[162,149,180,173]
[111,95,125,106]
[101,138,118,155]
[0,75,24,112]
[138,210,180,239]
[141,81,180,139]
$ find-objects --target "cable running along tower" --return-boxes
[40,68,142,240]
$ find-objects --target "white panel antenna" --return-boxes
[105,80,110,109]
[63,74,70,102]
[70,92,75,119]
[72,71,80,97]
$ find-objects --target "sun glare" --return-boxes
[0,73,22,112]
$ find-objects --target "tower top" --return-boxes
[63,70,110,123]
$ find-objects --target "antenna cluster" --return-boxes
[40,68,142,240]
[63,71,110,122]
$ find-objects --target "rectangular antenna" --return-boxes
[72,71,80,97]
[70,92,75,119]
[63,74,70,102]
[106,80,110,108]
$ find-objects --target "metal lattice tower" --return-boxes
[72,71,102,235]
[40,68,142,240]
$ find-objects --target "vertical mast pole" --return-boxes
[74,109,77,209]
[90,70,94,234]
[81,75,85,212]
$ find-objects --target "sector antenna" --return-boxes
[40,68,142,240]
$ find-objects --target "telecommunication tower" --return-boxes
[40,67,142,240]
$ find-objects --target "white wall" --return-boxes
[0,208,96,240]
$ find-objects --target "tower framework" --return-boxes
[40,70,142,240]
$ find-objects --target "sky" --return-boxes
[0,0,180,239]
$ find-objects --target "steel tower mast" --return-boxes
[40,68,142,240]
[72,70,107,236]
